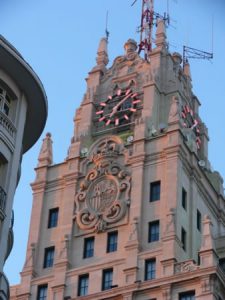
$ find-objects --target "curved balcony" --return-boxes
[0,272,10,300]
[4,211,14,262]
[0,110,16,146]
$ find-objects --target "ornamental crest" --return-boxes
[75,138,131,233]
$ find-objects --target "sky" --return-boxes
[1,0,225,285]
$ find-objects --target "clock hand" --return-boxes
[109,92,133,118]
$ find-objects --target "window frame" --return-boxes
[78,274,89,296]
[182,188,187,210]
[197,209,201,232]
[150,181,161,202]
[181,227,187,251]
[179,291,195,300]
[145,258,156,281]
[48,207,59,228]
[148,220,160,242]
[107,231,118,253]
[83,237,95,259]
[37,284,48,300]
[43,246,55,268]
[102,268,113,291]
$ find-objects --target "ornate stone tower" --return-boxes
[10,21,225,300]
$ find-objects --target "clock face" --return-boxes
[181,105,201,149]
[96,87,141,126]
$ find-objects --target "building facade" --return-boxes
[10,21,225,300]
[0,36,47,299]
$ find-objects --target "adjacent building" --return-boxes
[10,21,225,300]
[0,35,47,299]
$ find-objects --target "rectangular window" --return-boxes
[179,291,195,300]
[43,246,55,268]
[145,259,156,280]
[102,268,113,290]
[182,188,187,210]
[48,208,59,228]
[78,274,89,296]
[148,220,160,242]
[83,237,94,258]
[181,227,186,251]
[37,285,48,300]
[150,181,161,202]
[107,231,118,253]
[197,210,201,231]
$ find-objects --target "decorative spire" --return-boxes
[155,19,167,50]
[37,132,53,167]
[96,37,109,66]
[200,215,215,251]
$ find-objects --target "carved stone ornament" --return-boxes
[75,138,131,232]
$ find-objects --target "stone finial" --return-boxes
[96,37,109,66]
[200,215,215,251]
[183,61,192,79]
[37,132,53,167]
[172,52,182,65]
[124,39,138,60]
[155,19,167,49]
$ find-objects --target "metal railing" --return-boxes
[0,186,6,212]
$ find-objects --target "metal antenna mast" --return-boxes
[132,0,169,61]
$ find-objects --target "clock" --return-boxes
[96,87,141,126]
[181,105,201,149]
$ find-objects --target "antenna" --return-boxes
[105,10,110,41]
[132,0,170,61]
[183,46,213,68]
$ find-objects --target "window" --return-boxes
[181,227,186,251]
[78,274,89,296]
[37,285,48,300]
[182,188,187,209]
[219,258,225,273]
[48,208,59,228]
[43,246,55,268]
[145,259,156,280]
[179,291,195,300]
[102,268,113,290]
[83,237,94,258]
[148,220,160,242]
[0,87,11,116]
[150,181,160,202]
[107,231,118,253]
[197,210,201,231]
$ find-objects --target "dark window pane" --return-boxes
[182,188,187,209]
[150,181,160,202]
[148,221,160,242]
[181,227,186,251]
[102,268,113,290]
[78,274,89,296]
[197,210,201,231]
[107,231,118,253]
[43,247,55,268]
[179,291,195,300]
[83,237,94,258]
[48,208,59,228]
[37,285,48,300]
[145,259,156,280]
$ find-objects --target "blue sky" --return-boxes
[1,0,225,285]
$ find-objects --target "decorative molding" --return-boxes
[75,138,131,232]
